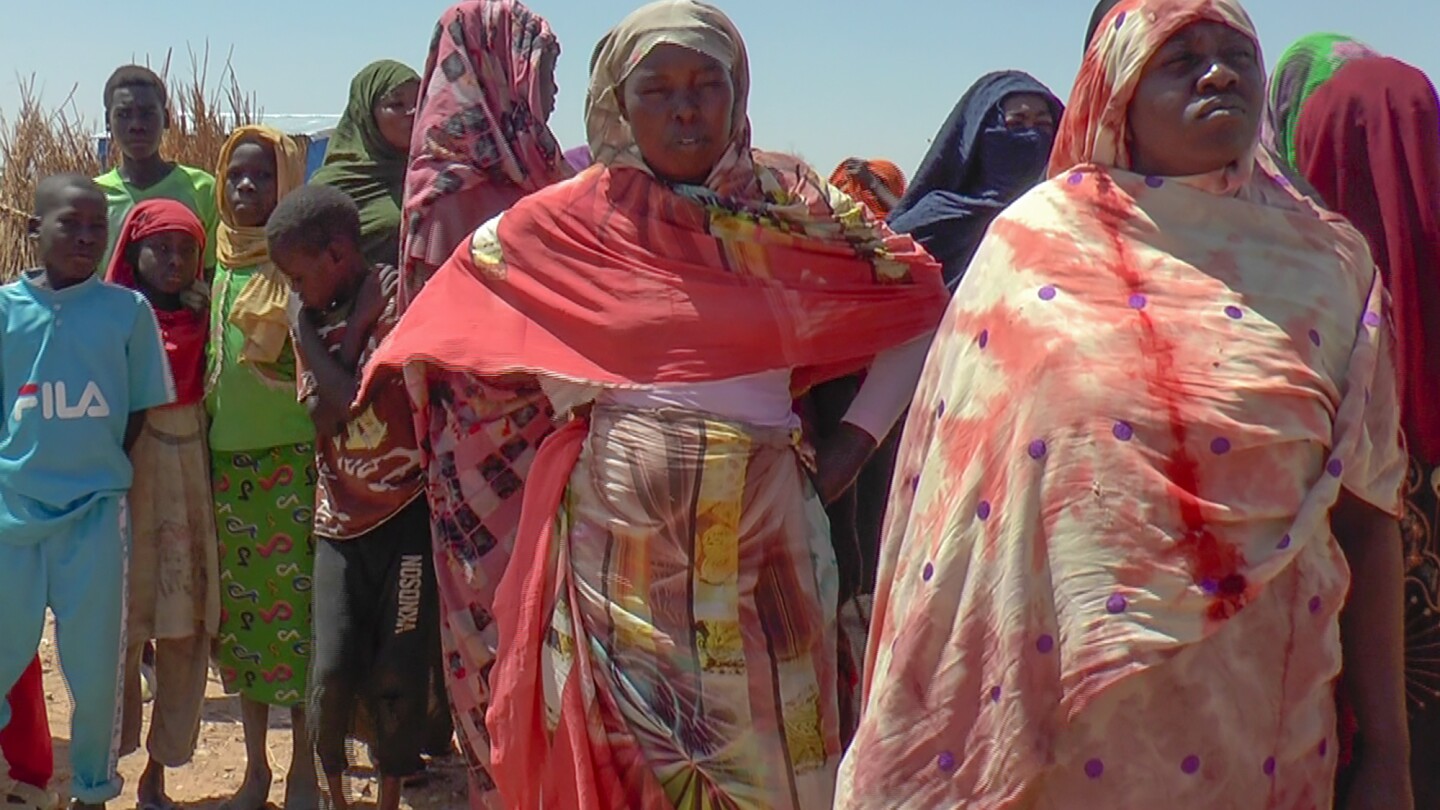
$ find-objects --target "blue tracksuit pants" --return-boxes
[0,496,127,805]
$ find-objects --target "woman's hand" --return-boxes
[812,422,878,504]
[1344,749,1413,810]
[1333,490,1413,810]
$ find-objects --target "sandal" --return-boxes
[3,781,60,810]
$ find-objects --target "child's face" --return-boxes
[135,232,201,296]
[225,139,279,228]
[374,80,420,153]
[273,242,347,311]
[107,86,167,163]
[29,185,108,285]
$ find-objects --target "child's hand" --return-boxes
[180,279,210,313]
[352,264,397,331]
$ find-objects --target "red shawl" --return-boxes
[365,156,949,397]
[1296,57,1440,463]
[105,199,209,407]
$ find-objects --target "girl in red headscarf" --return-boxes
[105,199,219,810]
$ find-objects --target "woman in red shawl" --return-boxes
[1292,55,1440,809]
[398,1,573,805]
[837,0,1411,807]
[364,3,947,806]
[830,158,906,219]
[105,199,219,810]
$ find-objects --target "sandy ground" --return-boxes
[34,615,469,810]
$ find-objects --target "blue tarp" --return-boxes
[94,115,339,180]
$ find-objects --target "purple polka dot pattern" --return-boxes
[1036,634,1055,654]
[1085,759,1105,779]
[1327,458,1344,478]
[1115,10,1126,28]
[1263,757,1276,776]
[1200,578,1219,595]
[1068,172,1084,186]
[1106,593,1128,614]
[1038,285,1058,301]
[1224,305,1244,320]
[1113,421,1134,442]
[1028,439,1048,460]
[979,329,990,348]
[936,402,946,420]
[1210,437,1232,455]
[990,685,1002,703]
[1319,739,1328,758]
[923,563,934,582]
[977,501,992,521]
[1278,534,1292,550]
[1145,176,1164,189]
[1128,293,1147,310]
[1308,329,1322,347]
[1309,595,1322,614]
[1181,755,1201,775]
[1364,311,1382,328]
[937,751,957,773]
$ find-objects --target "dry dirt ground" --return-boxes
[35,615,470,810]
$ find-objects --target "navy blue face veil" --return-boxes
[889,71,1063,291]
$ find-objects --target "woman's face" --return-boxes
[1001,93,1056,132]
[135,231,201,296]
[619,44,734,185]
[1127,21,1263,176]
[374,79,420,153]
[225,139,279,228]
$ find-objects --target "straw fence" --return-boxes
[0,46,255,277]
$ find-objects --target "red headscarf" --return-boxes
[105,199,208,407]
[829,160,907,219]
[1295,57,1440,463]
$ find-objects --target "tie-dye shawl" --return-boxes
[837,0,1405,807]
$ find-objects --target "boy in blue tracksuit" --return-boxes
[0,174,174,809]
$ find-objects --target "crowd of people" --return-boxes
[0,0,1436,807]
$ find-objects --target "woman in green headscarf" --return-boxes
[311,60,420,266]
[1264,33,1379,167]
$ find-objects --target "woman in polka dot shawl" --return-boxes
[835,0,1413,808]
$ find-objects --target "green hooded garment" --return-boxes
[310,59,420,266]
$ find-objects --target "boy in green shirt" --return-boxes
[95,65,219,275]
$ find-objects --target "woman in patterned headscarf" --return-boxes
[395,2,572,806]
[1265,33,1380,168]
[362,2,948,806]
[401,0,572,303]
[837,0,1412,808]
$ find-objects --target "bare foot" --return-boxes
[136,761,176,810]
[222,763,272,810]
[282,768,319,810]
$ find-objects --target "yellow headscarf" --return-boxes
[215,125,308,365]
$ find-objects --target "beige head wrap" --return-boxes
[584,0,755,193]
